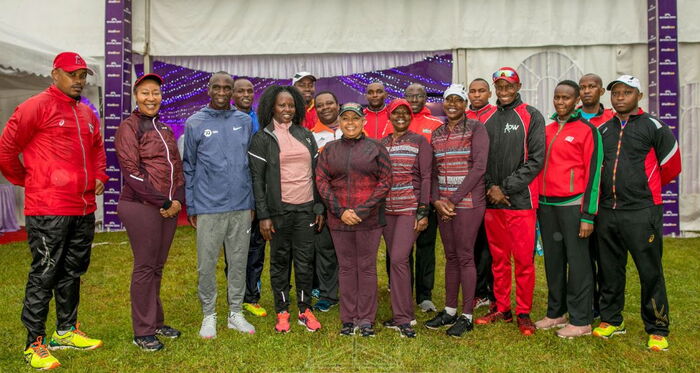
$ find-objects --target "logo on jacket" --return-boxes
[58,120,65,127]
[88,123,94,133]
[565,136,574,143]
[233,126,242,131]
[306,138,311,144]
[204,129,219,137]
[504,123,520,133]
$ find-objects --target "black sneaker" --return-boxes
[382,319,400,330]
[155,325,181,339]
[339,323,356,336]
[398,324,417,338]
[359,324,376,337]
[446,315,473,338]
[424,310,457,329]
[133,335,164,352]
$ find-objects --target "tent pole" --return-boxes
[144,0,152,73]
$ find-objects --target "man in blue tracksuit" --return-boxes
[184,72,256,338]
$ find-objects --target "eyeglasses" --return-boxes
[405,94,426,100]
[492,69,518,80]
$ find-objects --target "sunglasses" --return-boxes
[492,69,518,80]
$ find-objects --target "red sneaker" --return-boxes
[475,310,513,325]
[517,314,536,336]
[298,309,322,332]
[275,312,291,333]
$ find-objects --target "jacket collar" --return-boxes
[341,133,366,142]
[202,105,237,118]
[132,108,160,120]
[576,103,606,117]
[48,85,80,105]
[549,110,581,122]
[467,103,494,116]
[364,105,387,114]
[614,107,645,122]
[415,106,432,117]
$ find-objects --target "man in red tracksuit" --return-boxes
[475,67,545,336]
[466,78,498,312]
[0,52,107,369]
[363,82,391,139]
[292,71,318,129]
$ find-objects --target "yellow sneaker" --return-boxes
[592,321,626,339]
[48,323,103,350]
[24,337,61,370]
[243,303,268,317]
[647,334,669,351]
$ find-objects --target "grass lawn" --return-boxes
[1,227,699,372]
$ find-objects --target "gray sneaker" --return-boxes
[418,300,437,313]
[199,313,217,339]
[228,311,256,334]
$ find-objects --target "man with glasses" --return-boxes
[475,67,545,336]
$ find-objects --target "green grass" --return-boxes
[1,228,699,372]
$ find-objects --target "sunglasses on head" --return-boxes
[492,69,518,80]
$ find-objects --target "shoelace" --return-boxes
[598,322,612,329]
[650,335,664,341]
[71,322,88,337]
[30,337,50,358]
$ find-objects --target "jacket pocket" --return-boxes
[570,169,575,194]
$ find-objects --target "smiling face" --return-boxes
[442,95,467,121]
[233,79,254,112]
[293,76,315,105]
[52,68,87,99]
[273,91,295,124]
[208,74,233,110]
[553,84,580,119]
[404,84,426,114]
[315,93,340,125]
[389,104,411,133]
[494,79,521,106]
[135,79,162,117]
[339,110,365,139]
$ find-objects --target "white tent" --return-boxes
[1,0,699,233]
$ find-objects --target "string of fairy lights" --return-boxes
[135,54,453,139]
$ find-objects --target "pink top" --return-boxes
[274,120,313,205]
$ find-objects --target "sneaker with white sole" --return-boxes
[199,314,217,339]
[418,300,437,313]
[556,323,592,339]
[228,312,256,334]
[534,316,568,330]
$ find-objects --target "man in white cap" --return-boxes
[292,71,318,129]
[592,75,681,352]
[0,51,106,370]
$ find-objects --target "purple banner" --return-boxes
[103,0,132,231]
[648,0,680,236]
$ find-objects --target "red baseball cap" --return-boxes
[134,73,164,89]
[53,52,94,75]
[492,67,520,84]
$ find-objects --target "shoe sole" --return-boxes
[537,322,568,330]
[519,329,536,336]
[228,323,256,334]
[592,329,626,339]
[131,340,162,352]
[275,327,291,333]
[297,320,320,332]
[475,318,513,325]
[648,345,668,352]
[29,362,61,370]
[399,332,416,338]
[199,334,217,339]
[557,332,592,339]
[48,341,103,351]
[424,323,454,330]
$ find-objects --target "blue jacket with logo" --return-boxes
[183,106,254,215]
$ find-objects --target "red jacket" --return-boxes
[115,110,185,208]
[466,104,497,124]
[408,106,442,143]
[0,85,108,216]
[303,103,318,129]
[539,113,602,223]
[363,106,391,139]
[576,104,614,128]
[316,134,391,231]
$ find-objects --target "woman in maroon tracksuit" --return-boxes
[115,74,185,351]
[379,99,432,338]
[316,102,391,337]
[424,84,489,337]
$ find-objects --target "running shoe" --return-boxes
[339,323,357,336]
[647,335,669,351]
[398,323,417,338]
[517,314,536,336]
[475,310,513,325]
[298,309,322,332]
[311,288,321,299]
[418,300,437,313]
[359,324,376,337]
[473,297,491,310]
[132,335,163,352]
[228,312,256,334]
[155,325,181,339]
[534,316,568,330]
[275,311,291,333]
[199,314,217,339]
[243,303,268,317]
[592,321,626,339]
[383,319,417,330]
[424,311,457,329]
[48,323,103,350]
[313,299,337,312]
[24,337,60,370]
[446,315,473,338]
[556,324,592,339]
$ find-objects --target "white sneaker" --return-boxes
[199,313,217,339]
[418,300,437,313]
[228,311,256,334]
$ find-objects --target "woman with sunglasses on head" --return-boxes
[534,80,602,339]
[116,73,185,351]
[424,84,489,338]
[316,103,392,337]
[379,99,432,338]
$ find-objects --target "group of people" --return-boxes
[0,51,681,370]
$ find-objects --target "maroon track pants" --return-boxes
[438,206,485,313]
[330,228,383,327]
[118,200,178,337]
[484,208,536,315]
[382,215,417,325]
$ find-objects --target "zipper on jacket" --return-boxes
[152,118,174,200]
[569,169,575,193]
[71,106,89,215]
[346,140,353,211]
[542,122,565,198]
[611,124,626,209]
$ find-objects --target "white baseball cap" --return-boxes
[607,75,641,91]
[292,72,316,85]
[443,84,467,100]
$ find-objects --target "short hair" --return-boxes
[256,85,306,127]
[314,90,339,105]
[556,80,580,97]
[208,71,233,87]
[470,78,490,88]
[580,73,603,86]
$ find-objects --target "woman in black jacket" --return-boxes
[248,85,325,333]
